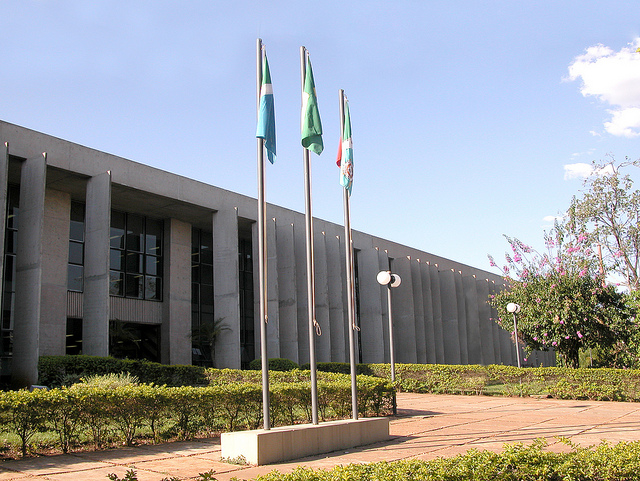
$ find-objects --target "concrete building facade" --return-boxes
[0,121,554,387]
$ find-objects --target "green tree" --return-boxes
[569,157,640,291]
[489,225,636,368]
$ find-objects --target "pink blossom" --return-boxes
[533,337,538,341]
[579,269,587,277]
[552,341,557,346]
[577,331,583,339]
[565,336,570,339]
[543,333,548,337]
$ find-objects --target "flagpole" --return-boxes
[256,37,270,431]
[301,45,319,425]
[339,89,359,420]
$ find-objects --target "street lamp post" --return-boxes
[377,270,401,414]
[506,302,521,368]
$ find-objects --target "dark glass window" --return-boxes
[67,202,85,292]
[1,185,19,373]
[109,211,163,300]
[239,237,254,369]
[191,228,215,367]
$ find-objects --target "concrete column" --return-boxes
[463,275,482,365]
[438,269,461,364]
[392,256,417,364]
[428,263,445,364]
[420,262,437,364]
[454,270,469,364]
[12,153,46,388]
[326,233,346,362]
[294,220,309,365]
[410,259,427,363]
[356,247,386,363]
[83,172,111,357]
[161,218,192,365]
[488,281,503,363]
[313,229,331,362]
[266,217,281,358]
[213,207,241,369]
[40,188,71,356]
[276,221,298,363]
[476,278,496,365]
[495,282,515,365]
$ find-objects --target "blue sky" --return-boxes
[1,1,639,273]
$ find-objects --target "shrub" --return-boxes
[248,358,300,371]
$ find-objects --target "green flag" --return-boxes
[301,55,323,155]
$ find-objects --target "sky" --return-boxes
[1,1,639,274]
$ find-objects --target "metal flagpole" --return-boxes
[301,46,319,425]
[339,89,358,420]
[256,37,270,430]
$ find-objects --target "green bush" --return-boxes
[254,439,640,481]
[248,358,300,371]
[38,355,207,387]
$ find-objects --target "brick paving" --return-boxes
[2,392,640,480]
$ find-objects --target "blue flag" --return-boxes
[256,49,276,163]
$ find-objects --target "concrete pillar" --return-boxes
[83,172,111,356]
[392,256,417,364]
[463,275,482,365]
[161,218,192,365]
[276,221,298,363]
[410,259,427,364]
[438,269,461,364]
[294,220,309,365]
[454,270,469,364]
[267,217,280,358]
[40,188,71,356]
[489,282,503,363]
[326,233,346,362]
[213,207,241,369]
[420,262,437,364]
[356,248,386,363]
[313,229,331,362]
[476,278,496,365]
[12,153,46,388]
[428,263,445,364]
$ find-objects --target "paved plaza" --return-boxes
[2,392,640,480]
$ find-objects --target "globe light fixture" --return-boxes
[506,302,522,367]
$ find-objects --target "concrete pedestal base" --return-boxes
[221,417,390,465]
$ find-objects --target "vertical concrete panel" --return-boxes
[462,275,482,365]
[267,218,280,358]
[454,271,469,364]
[213,207,241,369]
[356,248,385,363]
[40,188,71,356]
[428,264,445,364]
[392,256,417,364]
[313,229,331,362]
[161,218,192,365]
[12,154,46,387]
[438,269,461,364]
[326,233,346,362]
[410,259,427,363]
[276,221,298,363]
[294,221,309,365]
[83,172,111,357]
[420,262,437,364]
[488,282,503,363]
[476,278,496,365]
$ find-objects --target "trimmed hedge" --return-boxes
[253,439,640,481]
[0,372,393,456]
[38,355,208,387]
[248,358,300,371]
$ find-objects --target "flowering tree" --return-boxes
[488,224,635,368]
[569,157,640,291]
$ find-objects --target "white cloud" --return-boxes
[543,214,564,223]
[567,39,640,137]
[564,163,594,179]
